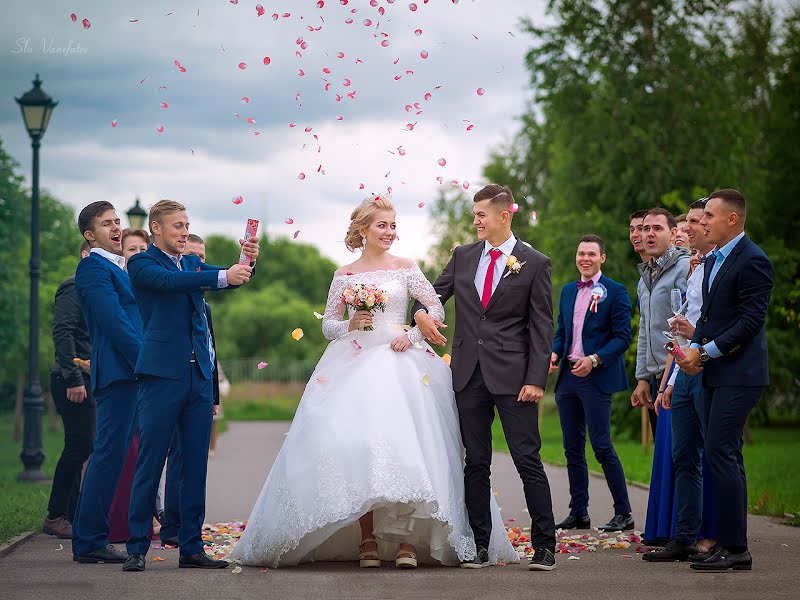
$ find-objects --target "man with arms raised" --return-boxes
[123,201,258,571]
[414,184,557,571]
[677,189,773,572]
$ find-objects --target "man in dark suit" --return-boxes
[414,184,556,571]
[549,235,633,532]
[44,241,93,540]
[71,202,143,564]
[158,233,221,547]
[676,189,773,572]
[123,200,257,572]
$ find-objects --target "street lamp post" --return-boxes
[16,74,58,482]
[126,197,147,230]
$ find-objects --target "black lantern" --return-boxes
[127,197,147,230]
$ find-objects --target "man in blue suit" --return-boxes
[123,200,258,572]
[72,201,143,564]
[677,189,773,572]
[550,234,634,532]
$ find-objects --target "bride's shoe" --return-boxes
[359,537,381,568]
[395,546,417,569]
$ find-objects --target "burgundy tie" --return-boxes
[481,248,503,309]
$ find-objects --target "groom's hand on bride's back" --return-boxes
[226,263,253,285]
[414,310,447,346]
[518,385,544,403]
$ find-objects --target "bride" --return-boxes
[231,196,518,569]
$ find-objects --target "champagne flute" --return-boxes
[662,288,687,343]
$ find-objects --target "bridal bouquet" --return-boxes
[341,283,389,331]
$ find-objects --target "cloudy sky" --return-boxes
[1,0,547,266]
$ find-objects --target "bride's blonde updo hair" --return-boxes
[344,195,396,252]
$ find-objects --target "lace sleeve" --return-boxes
[322,274,350,340]
[405,264,445,345]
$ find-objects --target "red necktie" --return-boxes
[481,248,503,309]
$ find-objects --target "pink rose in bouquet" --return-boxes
[341,283,389,331]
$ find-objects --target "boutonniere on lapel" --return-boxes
[588,282,608,313]
[196,266,201,272]
[502,255,527,278]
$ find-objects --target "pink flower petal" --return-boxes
[285,218,294,224]
[247,117,256,125]
[70,13,77,22]
[160,101,168,109]
[424,92,432,100]
[463,181,470,189]
[257,361,268,369]
[241,97,250,103]
[343,79,351,86]
[418,202,425,208]
[298,173,306,180]
[509,203,519,213]
[466,124,474,131]
[409,2,418,11]
[414,28,422,36]
[111,119,118,128]
[476,87,485,96]
[337,51,344,58]
[381,40,389,47]
[238,62,247,70]
[232,195,244,205]
[420,50,428,59]
[437,158,446,166]
[293,230,301,239]
[359,183,365,189]
[298,69,305,76]
[263,56,271,65]
[82,18,91,29]
[256,4,265,16]
[156,125,165,133]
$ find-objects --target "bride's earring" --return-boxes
[361,236,367,248]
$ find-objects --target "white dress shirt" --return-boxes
[668,256,707,386]
[90,247,126,270]
[473,234,517,298]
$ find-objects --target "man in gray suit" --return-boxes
[414,184,556,571]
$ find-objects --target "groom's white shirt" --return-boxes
[474,234,517,297]
[90,247,126,270]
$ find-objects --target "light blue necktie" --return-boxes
[707,249,724,290]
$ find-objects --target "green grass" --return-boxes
[492,412,800,520]
[0,413,65,543]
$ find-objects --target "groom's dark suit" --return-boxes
[413,237,556,551]
[692,234,773,549]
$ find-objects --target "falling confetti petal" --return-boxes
[568,556,580,560]
[256,4,265,16]
[232,196,243,205]
[291,328,304,341]
[442,353,452,365]
[156,125,165,133]
[82,18,91,29]
[70,13,77,22]
[509,202,519,213]
[56,543,64,551]
[293,230,301,239]
[313,311,324,320]
[351,339,363,351]
[285,218,294,224]
[160,101,168,109]
[477,87,485,96]
[257,361,268,369]
[466,124,475,131]
[246,117,256,124]
[420,50,429,59]
[437,158,446,166]
[415,28,423,36]
[153,556,165,562]
[111,119,118,128]
[238,62,247,69]
[421,374,431,386]
[232,566,243,573]
[316,376,328,384]
[263,56,271,65]
[417,202,425,208]
[298,173,306,180]
[241,97,250,103]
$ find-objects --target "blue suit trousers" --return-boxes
[127,361,212,556]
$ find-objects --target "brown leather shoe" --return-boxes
[43,517,73,539]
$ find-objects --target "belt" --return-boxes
[190,351,197,363]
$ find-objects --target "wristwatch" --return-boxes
[699,347,711,362]
[589,354,599,368]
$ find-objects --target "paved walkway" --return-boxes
[2,421,797,599]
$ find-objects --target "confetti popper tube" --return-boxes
[239,218,259,265]
[664,340,687,360]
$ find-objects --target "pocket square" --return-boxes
[196,267,201,272]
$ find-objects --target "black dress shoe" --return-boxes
[460,546,489,569]
[73,544,128,564]
[689,545,718,563]
[642,539,698,562]
[597,513,634,532]
[179,552,229,569]
[690,548,752,572]
[122,554,146,572]
[555,514,591,530]
[528,547,556,571]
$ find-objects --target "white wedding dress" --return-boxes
[231,265,518,567]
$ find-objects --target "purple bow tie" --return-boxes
[577,279,594,289]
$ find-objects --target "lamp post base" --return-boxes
[17,468,50,483]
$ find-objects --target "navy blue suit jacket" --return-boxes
[74,253,143,393]
[552,274,632,395]
[128,244,229,381]
[692,235,773,388]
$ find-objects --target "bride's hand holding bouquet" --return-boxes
[342,283,389,332]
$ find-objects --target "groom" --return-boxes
[122,200,258,572]
[414,184,557,571]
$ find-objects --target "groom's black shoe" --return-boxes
[688,545,718,563]
[460,546,489,569]
[160,536,179,548]
[73,544,128,564]
[642,539,698,562]
[555,514,590,530]
[122,554,146,572]
[690,548,752,572]
[179,552,229,569]
[597,513,634,532]
[528,547,556,571]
